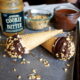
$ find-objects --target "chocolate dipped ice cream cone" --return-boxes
[42,36,75,61]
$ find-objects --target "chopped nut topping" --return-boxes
[6,34,25,58]
[62,49,65,52]
[10,46,15,50]
[63,42,66,46]
[60,53,64,58]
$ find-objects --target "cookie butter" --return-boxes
[0,0,24,36]
[53,9,80,31]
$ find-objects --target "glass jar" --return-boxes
[53,5,80,31]
[0,0,24,36]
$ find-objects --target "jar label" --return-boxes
[1,11,24,33]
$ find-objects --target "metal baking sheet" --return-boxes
[0,28,75,80]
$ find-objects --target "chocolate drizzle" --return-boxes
[5,34,25,58]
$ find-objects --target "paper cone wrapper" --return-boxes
[41,37,58,53]
[20,30,63,50]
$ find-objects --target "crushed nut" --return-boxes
[63,42,67,46]
[63,68,68,72]
[66,64,70,67]
[13,68,16,72]
[39,58,50,67]
[39,58,43,62]
[32,69,36,73]
[17,75,21,79]
[3,54,6,58]
[20,58,30,64]
[20,61,26,64]
[28,74,41,80]
[28,74,36,80]
[35,74,41,80]
[26,60,30,64]
[44,63,50,67]
[28,69,41,80]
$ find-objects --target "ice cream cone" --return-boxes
[41,37,58,53]
[20,30,63,51]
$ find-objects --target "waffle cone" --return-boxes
[20,30,63,50]
[41,37,58,53]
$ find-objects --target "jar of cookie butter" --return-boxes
[0,0,24,36]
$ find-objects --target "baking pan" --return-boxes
[73,21,80,80]
[0,27,76,80]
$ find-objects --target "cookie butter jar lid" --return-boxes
[0,0,24,13]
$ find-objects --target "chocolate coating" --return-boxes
[5,34,25,58]
[52,37,75,60]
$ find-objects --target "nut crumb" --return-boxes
[66,64,70,67]
[13,68,16,72]
[3,54,6,58]
[17,75,21,79]
[22,58,26,61]
[39,58,43,62]
[32,69,36,73]
[28,69,41,80]
[44,63,50,67]
[20,59,30,64]
[28,74,36,80]
[35,74,41,80]
[39,58,50,67]
[26,60,30,64]
[28,74,41,80]
[63,68,68,72]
